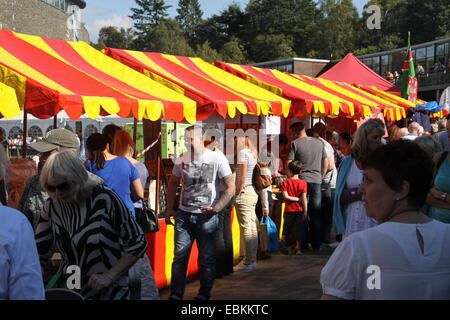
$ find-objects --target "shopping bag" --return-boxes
[259,218,268,252]
[263,216,280,252]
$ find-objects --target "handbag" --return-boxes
[261,216,279,252]
[135,199,160,233]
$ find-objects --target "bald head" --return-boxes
[408,122,420,135]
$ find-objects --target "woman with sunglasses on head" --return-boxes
[36,151,147,299]
[321,140,450,299]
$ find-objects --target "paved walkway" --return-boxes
[158,249,333,300]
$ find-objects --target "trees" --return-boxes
[89,0,446,66]
[176,0,203,47]
[96,26,135,50]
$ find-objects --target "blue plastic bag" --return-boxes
[260,216,279,252]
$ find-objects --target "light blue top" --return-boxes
[86,156,140,216]
[0,204,45,300]
[333,156,354,235]
[429,153,450,223]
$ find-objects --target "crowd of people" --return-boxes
[0,113,449,300]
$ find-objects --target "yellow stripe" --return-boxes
[272,71,352,111]
[231,207,241,264]
[14,32,72,65]
[71,42,194,104]
[229,64,283,96]
[190,58,290,108]
[0,47,74,95]
[318,78,378,107]
[0,82,21,118]
[0,64,27,109]
[82,96,120,119]
[165,224,175,286]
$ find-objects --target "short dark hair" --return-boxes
[102,124,122,145]
[289,122,305,135]
[339,132,351,144]
[288,160,303,175]
[361,140,433,208]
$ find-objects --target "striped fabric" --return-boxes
[0,30,197,123]
[35,185,148,300]
[103,48,291,120]
[214,61,413,121]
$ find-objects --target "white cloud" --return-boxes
[81,6,134,43]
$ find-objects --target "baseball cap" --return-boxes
[30,128,80,153]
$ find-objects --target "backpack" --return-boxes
[252,161,272,190]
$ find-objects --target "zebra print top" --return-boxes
[35,184,148,300]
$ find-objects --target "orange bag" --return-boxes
[5,158,37,209]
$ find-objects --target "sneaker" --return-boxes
[234,262,257,272]
[295,249,303,255]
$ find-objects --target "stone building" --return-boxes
[0,0,89,42]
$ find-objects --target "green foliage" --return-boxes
[91,0,449,66]
[195,41,222,63]
[220,37,248,64]
[176,0,203,47]
[97,26,135,49]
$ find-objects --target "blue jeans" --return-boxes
[307,183,322,250]
[170,210,218,300]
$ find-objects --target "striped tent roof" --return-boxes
[0,31,197,123]
[103,48,291,120]
[214,61,408,121]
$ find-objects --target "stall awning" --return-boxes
[103,48,291,120]
[214,61,406,121]
[0,82,20,118]
[0,31,197,122]
[291,76,407,121]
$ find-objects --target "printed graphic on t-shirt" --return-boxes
[181,162,215,208]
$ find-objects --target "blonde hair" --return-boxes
[40,151,96,203]
[236,135,259,163]
[351,119,385,162]
[388,125,400,141]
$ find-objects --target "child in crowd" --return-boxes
[280,160,308,255]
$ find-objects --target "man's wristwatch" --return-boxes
[441,192,447,201]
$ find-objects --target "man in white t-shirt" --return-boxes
[313,123,337,245]
[165,126,234,301]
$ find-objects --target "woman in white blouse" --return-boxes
[321,140,450,300]
[234,136,259,272]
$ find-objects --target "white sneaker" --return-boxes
[235,262,257,272]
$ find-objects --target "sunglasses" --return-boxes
[45,181,72,193]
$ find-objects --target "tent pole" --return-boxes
[22,110,27,159]
[133,117,138,155]
[53,115,57,129]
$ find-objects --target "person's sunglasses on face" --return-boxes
[45,181,72,193]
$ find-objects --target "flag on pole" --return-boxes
[400,32,417,103]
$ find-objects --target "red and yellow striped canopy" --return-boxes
[214,61,407,121]
[0,31,197,122]
[103,48,291,120]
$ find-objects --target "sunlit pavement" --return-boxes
[158,248,334,300]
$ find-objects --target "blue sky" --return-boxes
[82,0,370,42]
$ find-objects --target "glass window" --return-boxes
[286,63,293,73]
[381,55,392,75]
[372,56,380,74]
[416,48,425,61]
[363,58,372,69]
[426,46,434,60]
